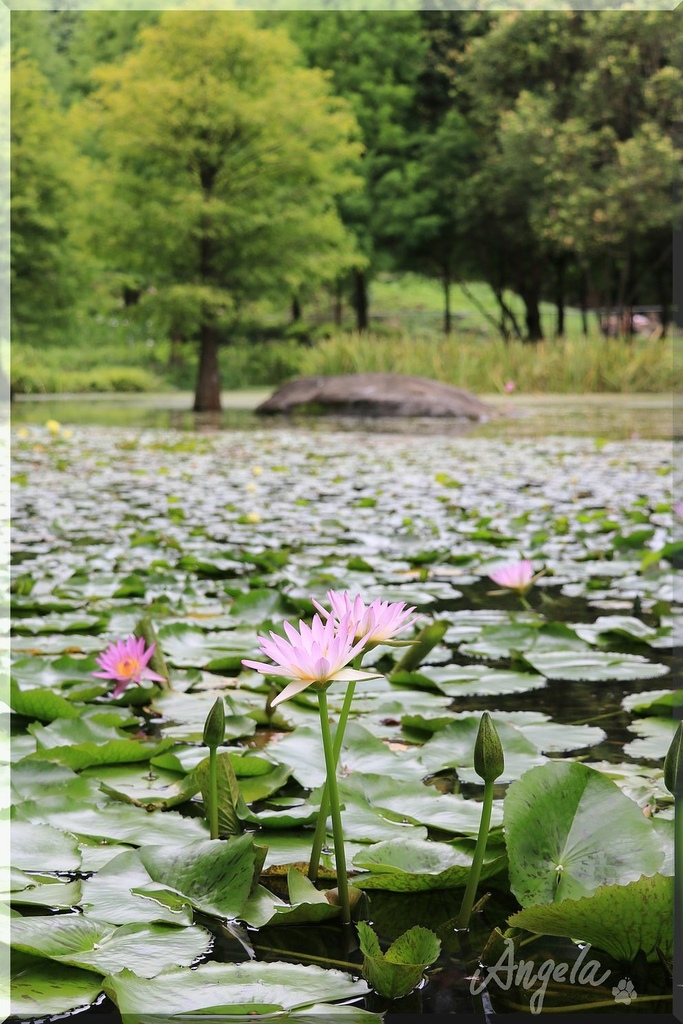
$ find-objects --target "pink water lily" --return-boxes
[242,612,380,706]
[93,636,166,697]
[313,590,420,646]
[488,559,535,594]
[673,501,683,520]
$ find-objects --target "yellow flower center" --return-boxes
[116,656,141,679]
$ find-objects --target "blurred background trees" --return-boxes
[10,8,681,405]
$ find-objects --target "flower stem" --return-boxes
[456,780,494,930]
[208,745,219,840]
[308,680,357,881]
[317,689,351,924]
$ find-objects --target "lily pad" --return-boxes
[10,951,103,1018]
[522,650,670,682]
[11,915,212,977]
[352,837,505,891]
[102,960,370,1020]
[504,761,664,905]
[358,921,441,999]
[508,873,673,962]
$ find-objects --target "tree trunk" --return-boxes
[193,320,221,412]
[555,257,566,338]
[291,295,301,322]
[520,287,543,342]
[443,271,452,335]
[353,269,369,332]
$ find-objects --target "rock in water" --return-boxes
[256,373,497,420]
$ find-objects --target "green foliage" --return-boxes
[10,55,88,342]
[74,10,363,404]
[11,355,163,396]
[300,330,680,394]
[358,921,441,999]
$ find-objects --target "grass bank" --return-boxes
[298,331,679,394]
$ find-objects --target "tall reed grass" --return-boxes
[299,331,679,394]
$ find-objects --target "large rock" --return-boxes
[256,373,497,420]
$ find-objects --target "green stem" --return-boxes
[456,780,494,930]
[317,689,351,924]
[308,680,357,881]
[208,745,219,840]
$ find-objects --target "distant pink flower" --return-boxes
[313,590,420,646]
[504,381,516,393]
[488,559,535,594]
[93,636,166,697]
[673,502,683,520]
[242,612,381,706]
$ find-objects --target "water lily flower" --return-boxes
[488,559,535,594]
[673,501,683,520]
[313,590,420,646]
[93,636,166,697]
[503,381,516,393]
[242,612,379,706]
[45,419,61,434]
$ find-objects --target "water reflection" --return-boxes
[11,391,676,440]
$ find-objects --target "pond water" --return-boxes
[11,389,678,440]
[8,392,679,1021]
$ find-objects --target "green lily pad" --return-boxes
[10,680,82,721]
[460,623,588,660]
[504,761,664,905]
[10,951,103,1018]
[623,717,679,760]
[102,960,370,1020]
[508,873,673,962]
[11,915,212,977]
[80,849,194,926]
[13,798,209,846]
[3,874,82,908]
[522,650,670,682]
[10,821,81,872]
[358,921,441,999]
[352,837,505,891]
[80,763,199,810]
[137,834,257,920]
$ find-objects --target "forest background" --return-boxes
[10,8,681,409]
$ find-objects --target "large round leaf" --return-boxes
[352,837,505,891]
[504,762,664,905]
[10,821,81,872]
[102,961,369,1020]
[508,873,673,962]
[11,915,211,978]
[10,951,103,1018]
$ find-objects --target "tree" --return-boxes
[77,11,362,411]
[10,54,86,343]
[277,11,427,330]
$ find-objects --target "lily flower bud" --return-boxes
[473,711,504,784]
[203,696,225,750]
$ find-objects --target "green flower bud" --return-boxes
[203,697,225,750]
[664,721,683,797]
[473,711,504,784]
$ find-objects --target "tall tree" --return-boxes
[11,54,85,343]
[77,11,362,411]
[276,11,427,330]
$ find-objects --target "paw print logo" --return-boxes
[612,978,637,1005]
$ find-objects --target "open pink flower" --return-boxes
[503,381,516,393]
[93,636,166,698]
[242,612,380,706]
[488,559,535,594]
[313,590,420,646]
